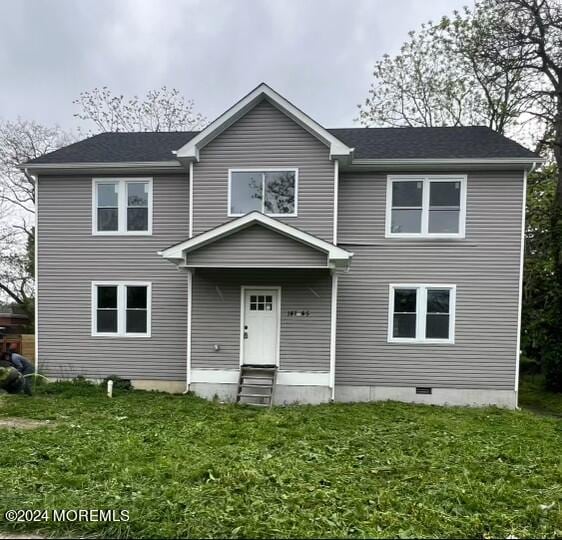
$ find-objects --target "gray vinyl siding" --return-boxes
[193,100,335,242]
[37,174,190,380]
[191,269,331,372]
[186,224,328,267]
[336,170,523,390]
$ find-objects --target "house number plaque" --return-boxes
[287,310,310,317]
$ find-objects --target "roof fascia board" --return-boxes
[19,161,184,175]
[174,83,353,162]
[346,157,545,171]
[159,211,353,263]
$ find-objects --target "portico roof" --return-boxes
[158,212,353,271]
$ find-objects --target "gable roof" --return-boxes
[174,83,353,162]
[23,125,538,167]
[21,83,540,169]
[158,211,353,270]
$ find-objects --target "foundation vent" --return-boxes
[416,387,432,395]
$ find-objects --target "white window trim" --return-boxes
[91,281,152,337]
[385,175,467,239]
[227,168,299,218]
[387,283,456,344]
[92,178,153,236]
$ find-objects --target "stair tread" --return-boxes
[237,365,277,408]
[241,402,270,407]
[242,364,276,367]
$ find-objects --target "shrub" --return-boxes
[543,345,562,392]
[520,356,541,375]
[102,375,132,392]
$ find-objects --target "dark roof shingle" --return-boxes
[26,131,198,164]
[329,126,537,160]
[25,126,537,165]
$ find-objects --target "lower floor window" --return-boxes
[93,282,151,337]
[389,284,455,343]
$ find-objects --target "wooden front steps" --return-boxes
[236,364,277,407]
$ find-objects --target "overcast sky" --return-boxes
[0,0,471,131]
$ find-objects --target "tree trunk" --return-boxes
[551,96,562,345]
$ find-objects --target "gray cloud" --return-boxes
[0,0,469,130]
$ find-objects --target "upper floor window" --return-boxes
[93,178,152,235]
[386,175,466,238]
[92,282,151,337]
[228,169,298,217]
[388,284,456,344]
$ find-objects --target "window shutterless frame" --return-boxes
[385,175,467,239]
[387,284,456,344]
[227,168,299,217]
[92,178,153,235]
[91,281,152,337]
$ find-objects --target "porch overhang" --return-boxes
[158,212,353,271]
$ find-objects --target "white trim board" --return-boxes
[190,368,330,386]
[348,158,544,171]
[515,168,529,394]
[158,211,353,267]
[33,171,39,376]
[174,83,353,162]
[329,273,338,400]
[186,270,193,392]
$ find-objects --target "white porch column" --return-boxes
[329,271,339,401]
[185,269,193,393]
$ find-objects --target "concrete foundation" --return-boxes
[53,376,517,409]
[132,380,186,394]
[190,382,330,405]
[335,385,517,409]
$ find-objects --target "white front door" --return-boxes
[242,288,279,365]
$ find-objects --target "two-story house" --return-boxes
[22,83,541,408]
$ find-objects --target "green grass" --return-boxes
[1,380,561,539]
[519,375,562,417]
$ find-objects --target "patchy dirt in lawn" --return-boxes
[0,534,45,539]
[0,418,55,430]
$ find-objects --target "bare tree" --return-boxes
[73,86,207,133]
[0,227,33,307]
[472,0,562,389]
[0,87,206,310]
[0,120,71,309]
[358,11,536,136]
[0,119,72,236]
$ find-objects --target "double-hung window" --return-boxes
[92,282,151,337]
[389,284,456,343]
[93,178,152,234]
[387,175,466,238]
[229,169,298,216]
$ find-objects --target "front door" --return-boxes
[242,288,279,365]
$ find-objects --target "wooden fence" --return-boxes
[1,334,35,363]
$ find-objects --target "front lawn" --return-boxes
[1,380,561,539]
[519,375,562,417]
